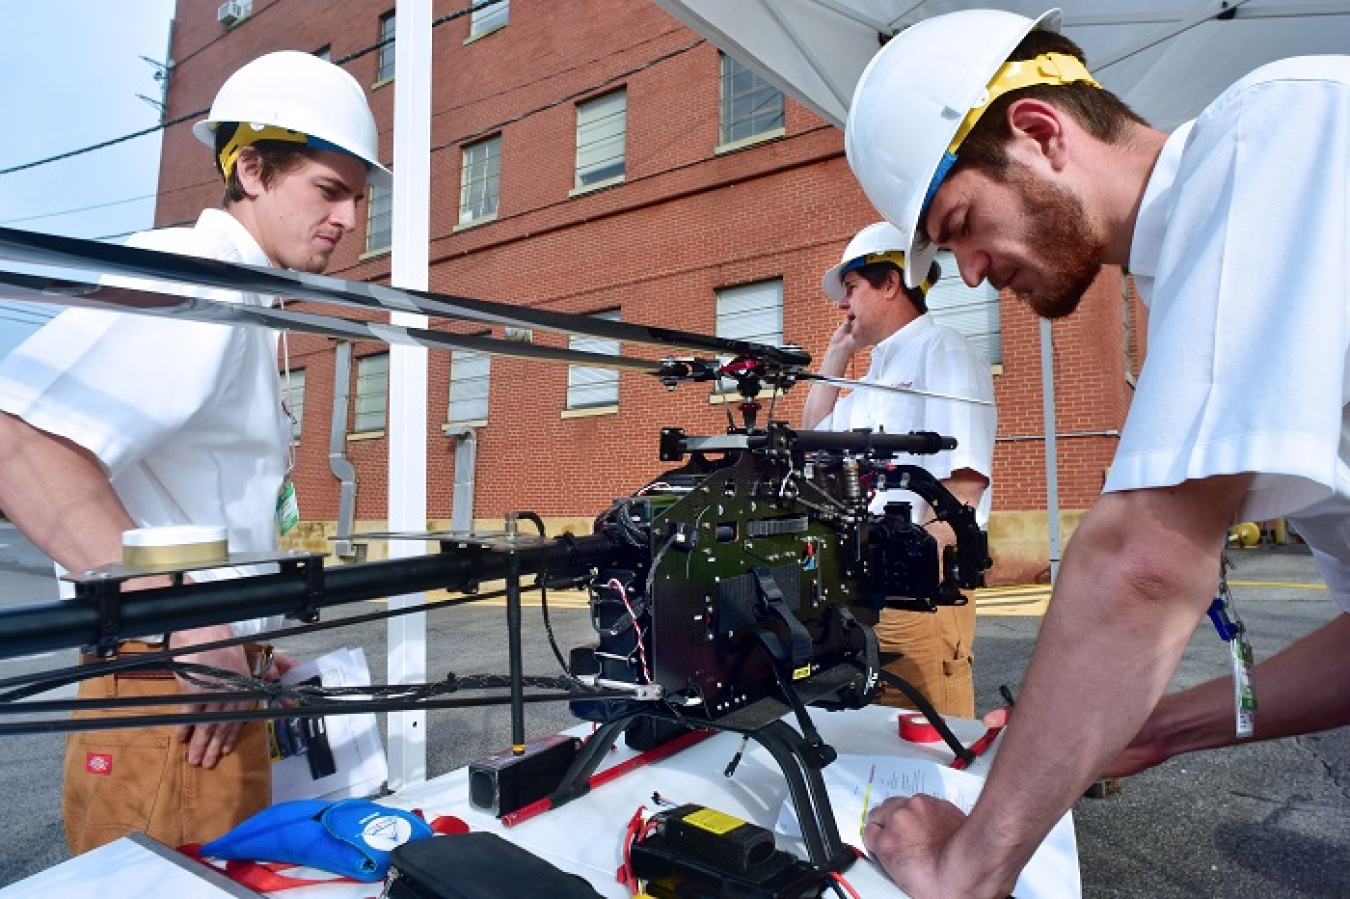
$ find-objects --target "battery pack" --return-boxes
[630,804,827,899]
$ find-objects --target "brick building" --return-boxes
[156,0,1146,584]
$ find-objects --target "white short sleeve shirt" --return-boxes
[817,314,996,525]
[0,209,290,632]
[1114,56,1350,612]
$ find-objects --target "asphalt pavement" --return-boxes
[0,522,1345,896]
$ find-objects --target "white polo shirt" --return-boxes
[1111,56,1350,611]
[818,314,996,525]
[0,209,290,633]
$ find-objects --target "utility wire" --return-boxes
[432,39,704,152]
[0,192,160,226]
[0,0,507,178]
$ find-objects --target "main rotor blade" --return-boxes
[0,225,810,368]
[800,372,993,406]
[0,272,666,374]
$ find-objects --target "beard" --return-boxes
[1006,164,1106,319]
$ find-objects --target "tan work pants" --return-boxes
[872,593,977,718]
[62,643,271,855]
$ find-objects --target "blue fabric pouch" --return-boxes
[200,797,434,882]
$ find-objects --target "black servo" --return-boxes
[629,804,829,899]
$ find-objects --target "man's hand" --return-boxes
[863,794,971,899]
[170,625,256,769]
[271,651,298,679]
[826,315,869,361]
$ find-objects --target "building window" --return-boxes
[470,0,508,37]
[448,348,491,424]
[928,250,1001,364]
[354,352,389,433]
[567,310,621,409]
[720,54,784,146]
[376,11,396,83]
[284,368,306,440]
[716,280,783,392]
[575,91,626,189]
[366,181,392,253]
[459,136,501,225]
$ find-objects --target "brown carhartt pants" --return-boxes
[872,593,977,718]
[62,642,271,855]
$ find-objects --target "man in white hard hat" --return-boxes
[845,8,1350,898]
[803,222,994,719]
[0,51,390,854]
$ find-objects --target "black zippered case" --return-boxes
[384,832,604,899]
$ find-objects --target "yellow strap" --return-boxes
[947,52,1101,154]
[860,251,935,295]
[217,123,310,182]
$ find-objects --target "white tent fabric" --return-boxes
[654,0,1350,132]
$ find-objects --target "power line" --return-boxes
[431,39,705,152]
[0,305,60,326]
[94,218,196,242]
[0,0,504,178]
[0,193,160,226]
[0,109,201,177]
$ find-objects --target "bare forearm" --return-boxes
[0,413,133,574]
[927,470,988,550]
[1135,612,1350,762]
[801,341,857,430]
[802,384,841,429]
[949,479,1250,891]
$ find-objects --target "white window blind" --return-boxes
[366,181,392,252]
[470,0,508,36]
[354,352,389,432]
[575,91,626,188]
[715,280,782,391]
[720,54,783,145]
[376,11,395,82]
[448,348,491,423]
[460,137,501,224]
[567,309,621,409]
[928,250,1001,364]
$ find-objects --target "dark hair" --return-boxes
[214,123,320,204]
[853,258,941,314]
[955,29,1148,178]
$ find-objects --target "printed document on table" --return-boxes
[270,646,388,802]
[777,754,1080,899]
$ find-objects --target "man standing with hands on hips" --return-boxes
[846,8,1350,897]
[0,51,390,854]
[803,222,995,719]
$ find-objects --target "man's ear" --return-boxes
[234,148,266,198]
[1005,98,1068,172]
[882,267,904,301]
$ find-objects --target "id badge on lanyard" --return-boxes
[1208,555,1256,739]
[277,478,299,536]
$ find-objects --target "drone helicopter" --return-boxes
[0,223,991,870]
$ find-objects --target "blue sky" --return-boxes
[0,0,176,357]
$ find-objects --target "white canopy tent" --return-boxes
[652,1,1350,132]
[655,0,1350,579]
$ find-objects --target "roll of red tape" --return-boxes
[898,712,942,743]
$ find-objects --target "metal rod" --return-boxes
[0,533,620,661]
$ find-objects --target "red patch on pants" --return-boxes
[85,752,113,776]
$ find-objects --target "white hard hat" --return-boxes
[193,51,391,189]
[821,222,910,301]
[845,8,1073,288]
